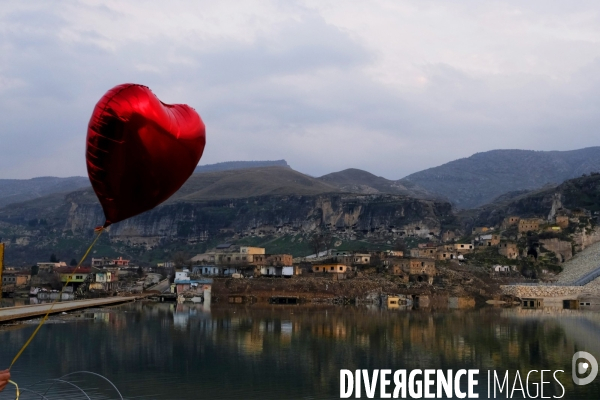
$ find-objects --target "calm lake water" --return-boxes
[1,302,600,399]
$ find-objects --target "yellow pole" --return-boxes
[0,243,4,297]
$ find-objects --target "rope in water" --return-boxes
[6,228,105,399]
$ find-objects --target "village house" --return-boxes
[89,271,119,291]
[312,263,349,280]
[55,267,92,287]
[409,247,436,259]
[441,230,456,242]
[498,242,519,259]
[390,259,411,281]
[555,215,569,229]
[502,216,520,228]
[492,265,511,273]
[452,243,475,253]
[191,245,266,265]
[173,269,212,295]
[36,261,67,273]
[390,258,436,283]
[333,252,371,265]
[91,257,130,267]
[383,250,404,258]
[518,218,541,233]
[436,250,458,261]
[409,258,437,277]
[193,265,221,276]
[1,271,30,287]
[476,234,500,247]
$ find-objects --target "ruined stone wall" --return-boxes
[500,285,599,298]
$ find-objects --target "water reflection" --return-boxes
[1,304,599,399]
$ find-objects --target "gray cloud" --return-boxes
[1,0,600,180]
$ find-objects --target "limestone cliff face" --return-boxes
[539,238,573,263]
[61,193,451,247]
[0,189,453,262]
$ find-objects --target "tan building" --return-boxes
[2,272,30,287]
[191,245,267,266]
[312,264,348,274]
[502,216,520,228]
[409,248,436,259]
[334,253,371,265]
[498,242,519,259]
[478,234,501,247]
[441,230,456,242]
[409,259,436,276]
[266,254,293,266]
[390,259,411,275]
[519,218,540,233]
[383,250,403,258]
[556,215,569,229]
[453,243,474,253]
[436,250,458,261]
[36,261,67,273]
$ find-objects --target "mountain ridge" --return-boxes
[403,147,600,208]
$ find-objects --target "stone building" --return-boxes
[409,247,436,259]
[409,258,436,276]
[518,218,541,233]
[555,215,569,229]
[498,242,519,259]
[502,216,520,228]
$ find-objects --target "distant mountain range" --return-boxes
[3,147,600,210]
[194,160,290,173]
[171,166,339,201]
[403,147,600,209]
[318,168,434,199]
[0,176,90,208]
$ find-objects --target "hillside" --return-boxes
[171,166,341,201]
[194,159,289,173]
[318,168,435,199]
[464,173,600,227]
[0,176,90,207]
[0,184,452,265]
[403,147,600,209]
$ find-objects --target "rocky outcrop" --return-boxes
[539,238,573,263]
[99,194,451,247]
[0,191,453,258]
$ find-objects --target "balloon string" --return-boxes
[8,228,104,371]
[8,380,19,399]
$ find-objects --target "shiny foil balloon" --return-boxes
[86,83,205,227]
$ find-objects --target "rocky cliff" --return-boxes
[0,188,453,264]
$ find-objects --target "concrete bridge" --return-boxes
[0,296,140,323]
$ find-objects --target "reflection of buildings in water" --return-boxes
[409,317,436,347]
[501,308,600,362]
[280,321,293,345]
[239,332,264,355]
[92,312,110,323]
[173,304,208,330]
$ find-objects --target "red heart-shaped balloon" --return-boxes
[86,83,206,227]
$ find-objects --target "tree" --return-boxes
[31,265,39,276]
[70,258,78,266]
[173,251,190,268]
[309,234,323,257]
[394,238,407,252]
[137,266,144,277]
[309,232,334,257]
[50,253,58,263]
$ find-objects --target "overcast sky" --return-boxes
[2,1,600,180]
